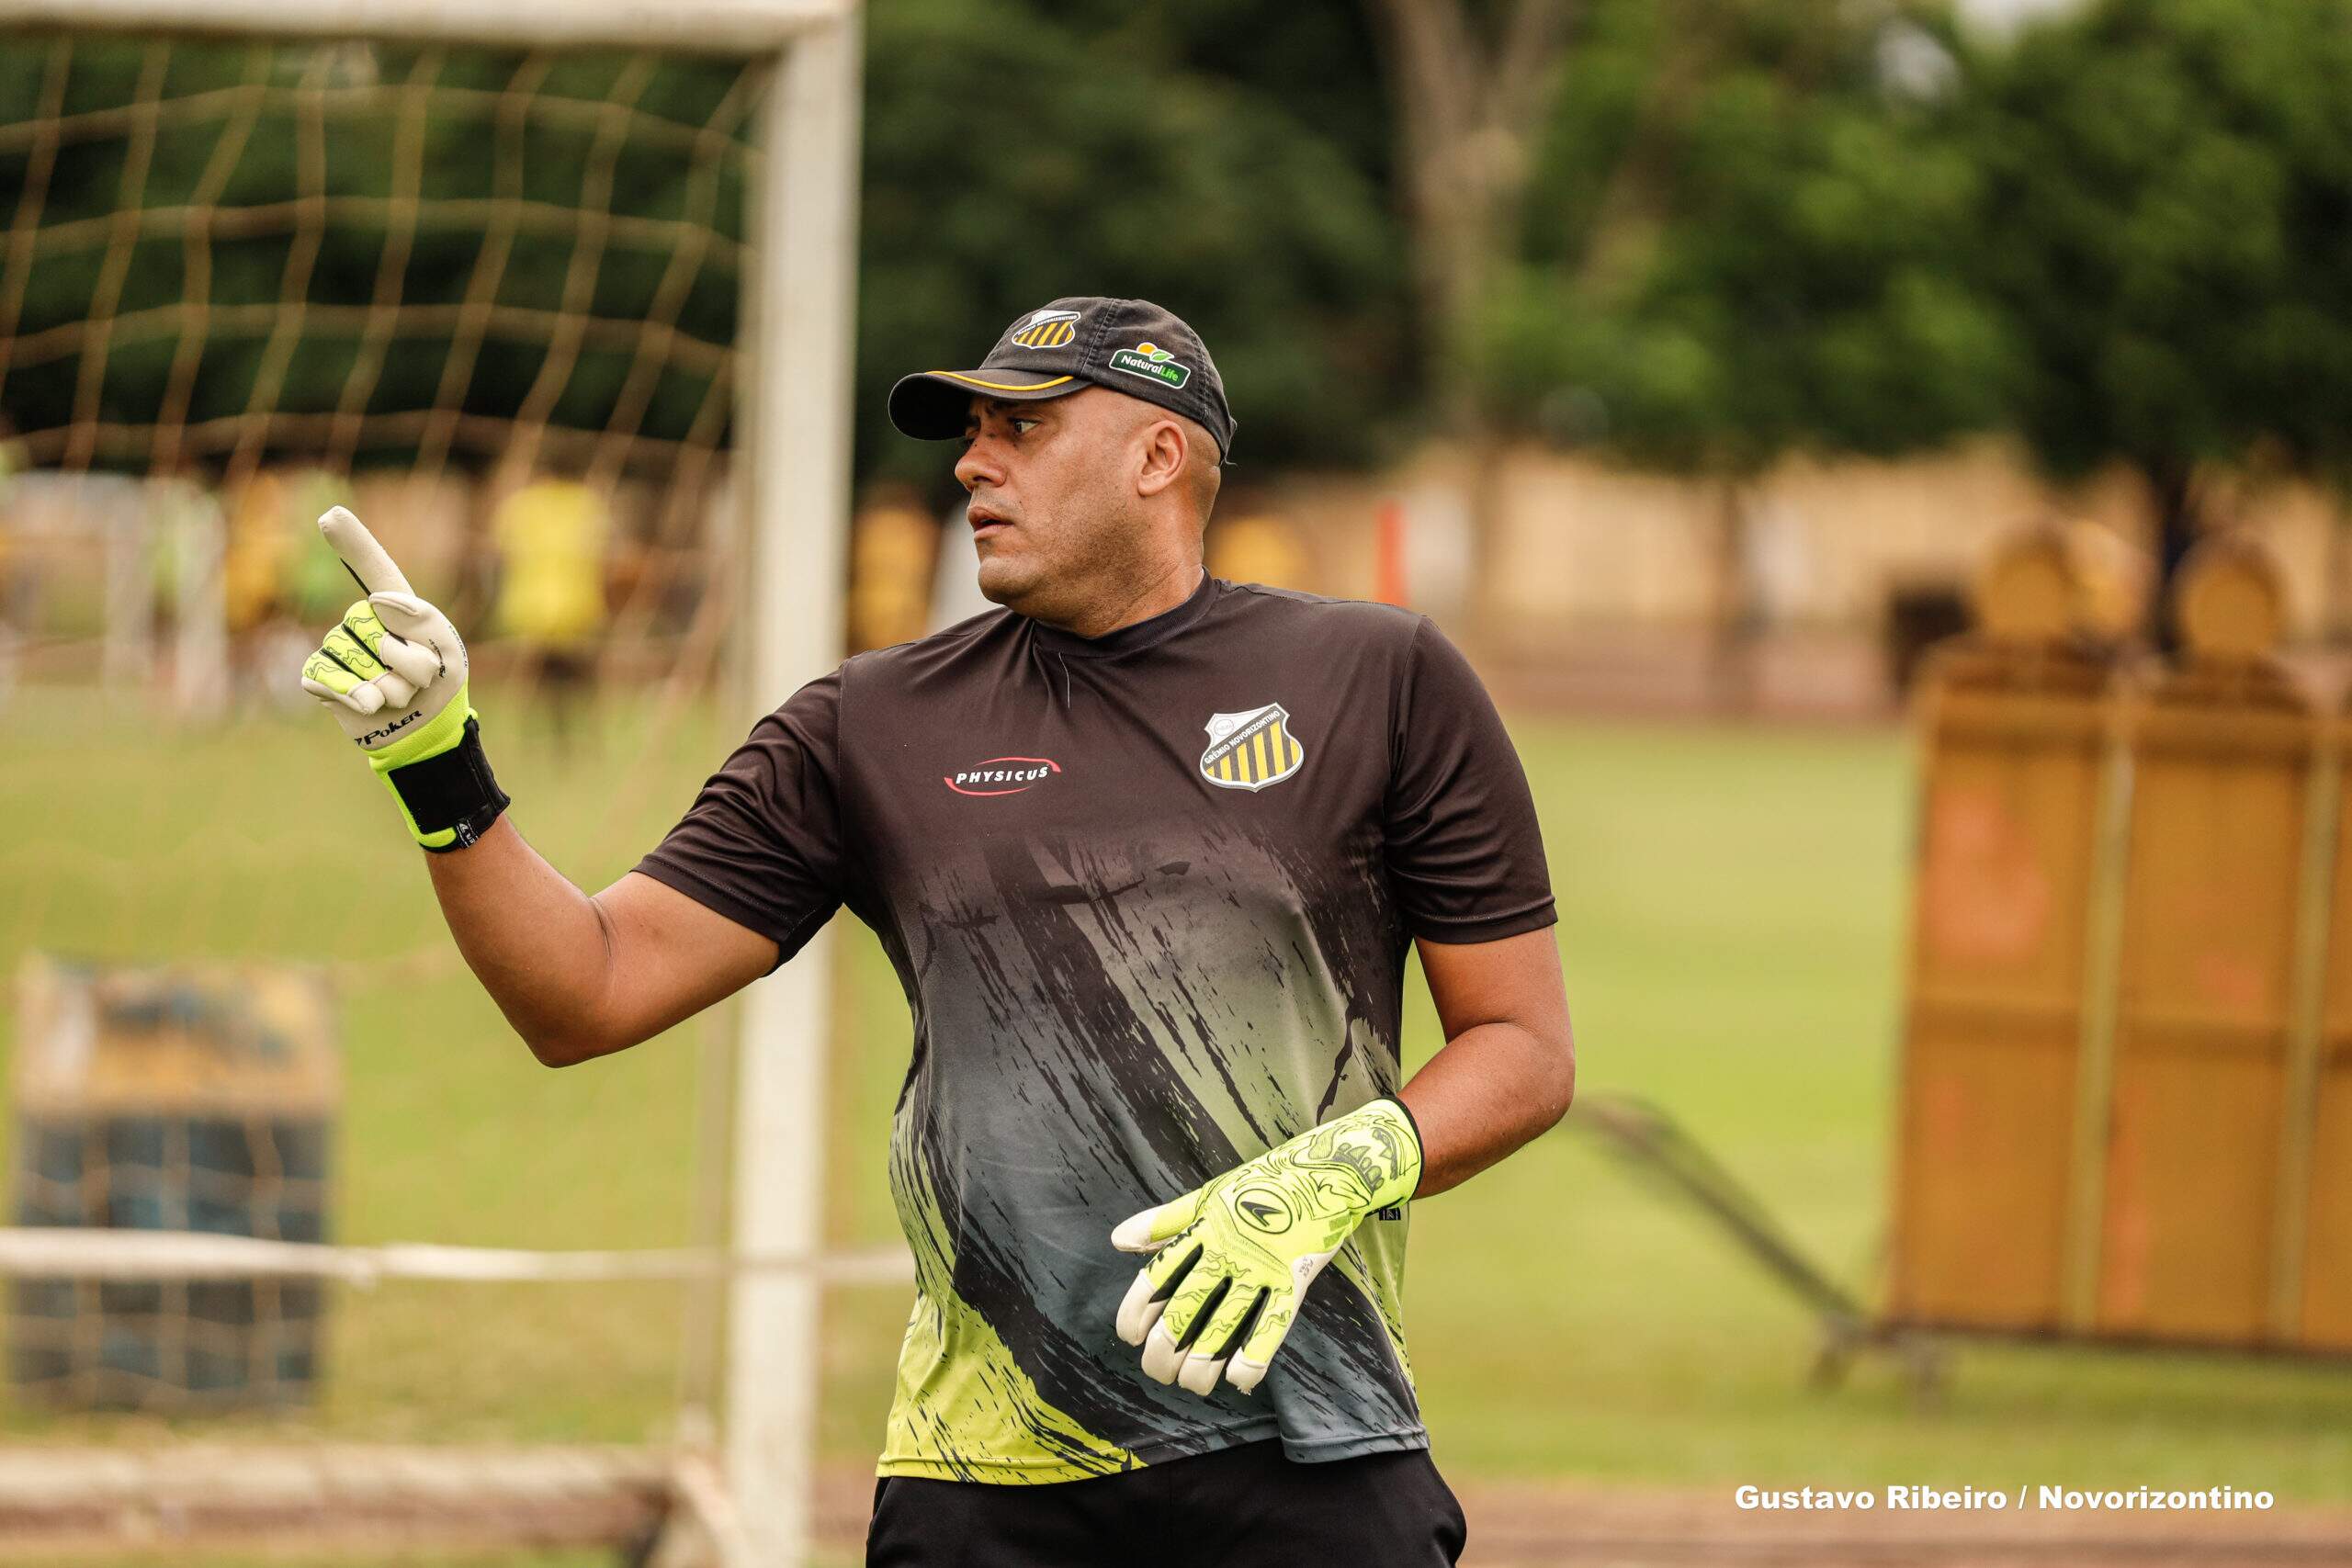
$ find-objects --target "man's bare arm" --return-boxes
[425,818,779,1066]
[1400,927,1576,1198]
[293,507,777,1066]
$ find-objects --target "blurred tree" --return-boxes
[857,0,1411,495]
[1474,0,2018,691]
[1492,0,2013,466]
[1363,0,1580,419]
[1960,0,2352,633]
[1059,1,1398,195]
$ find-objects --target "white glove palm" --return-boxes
[298,505,502,852]
[297,506,468,756]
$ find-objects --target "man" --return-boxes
[488,463,611,753]
[298,297,1574,1567]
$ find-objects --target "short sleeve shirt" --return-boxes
[636,571,1555,1483]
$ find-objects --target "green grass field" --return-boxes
[1,680,2346,1522]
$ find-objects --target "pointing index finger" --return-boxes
[318,505,414,598]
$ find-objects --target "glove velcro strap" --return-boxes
[1378,1096,1425,1203]
[378,715,509,852]
[1353,1098,1423,1208]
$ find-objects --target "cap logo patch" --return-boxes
[1110,341,1191,389]
[1009,309,1080,349]
[1200,704,1303,792]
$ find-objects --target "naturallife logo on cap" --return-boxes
[1109,341,1190,389]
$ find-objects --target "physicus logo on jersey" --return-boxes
[1007,308,1080,349]
[944,756,1061,796]
[1199,704,1305,792]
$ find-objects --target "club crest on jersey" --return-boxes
[1008,309,1080,349]
[1200,704,1305,792]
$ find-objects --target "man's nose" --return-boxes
[955,438,1002,492]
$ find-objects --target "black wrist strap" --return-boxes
[390,716,511,852]
[1385,1096,1425,1201]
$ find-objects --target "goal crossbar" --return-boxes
[0,0,850,52]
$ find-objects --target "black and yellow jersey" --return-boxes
[637,570,1556,1483]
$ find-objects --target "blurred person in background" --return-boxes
[490,455,610,754]
[295,297,1574,1568]
[220,471,311,710]
[0,423,21,706]
[849,483,940,651]
[222,472,286,650]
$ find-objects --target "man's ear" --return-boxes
[1134,418,1187,500]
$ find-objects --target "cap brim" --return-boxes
[888,368,1084,441]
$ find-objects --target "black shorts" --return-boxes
[865,1440,1467,1568]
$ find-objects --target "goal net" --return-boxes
[0,3,865,1562]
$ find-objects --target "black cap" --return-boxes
[888,297,1237,462]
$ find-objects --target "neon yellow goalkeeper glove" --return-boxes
[1113,1098,1422,1398]
[298,506,507,852]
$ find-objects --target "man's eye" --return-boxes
[1011,418,1040,434]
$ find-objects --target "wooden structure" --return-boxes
[1889,530,2352,1355]
[1889,529,2120,1331]
[2098,539,2318,1342]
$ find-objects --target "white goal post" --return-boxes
[0,0,865,1563]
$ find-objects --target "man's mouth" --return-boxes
[968,504,1012,538]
